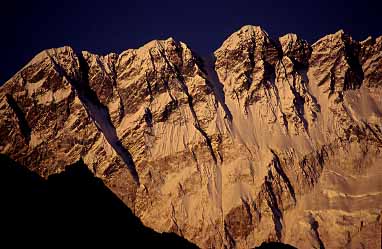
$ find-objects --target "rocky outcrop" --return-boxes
[0,25,381,249]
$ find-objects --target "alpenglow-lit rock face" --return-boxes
[1,25,381,249]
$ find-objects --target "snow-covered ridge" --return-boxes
[0,25,381,249]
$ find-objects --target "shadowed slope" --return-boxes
[0,154,198,248]
[254,242,298,249]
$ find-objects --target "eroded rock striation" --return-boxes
[1,25,381,249]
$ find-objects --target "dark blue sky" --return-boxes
[1,0,380,84]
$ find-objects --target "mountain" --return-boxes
[0,25,381,249]
[0,154,197,248]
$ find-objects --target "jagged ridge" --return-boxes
[0,26,381,249]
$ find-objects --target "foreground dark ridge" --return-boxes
[0,25,381,249]
[0,154,197,248]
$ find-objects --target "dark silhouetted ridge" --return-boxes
[254,242,298,249]
[0,154,198,248]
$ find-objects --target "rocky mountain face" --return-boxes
[1,25,381,249]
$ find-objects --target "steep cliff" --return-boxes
[1,25,381,249]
